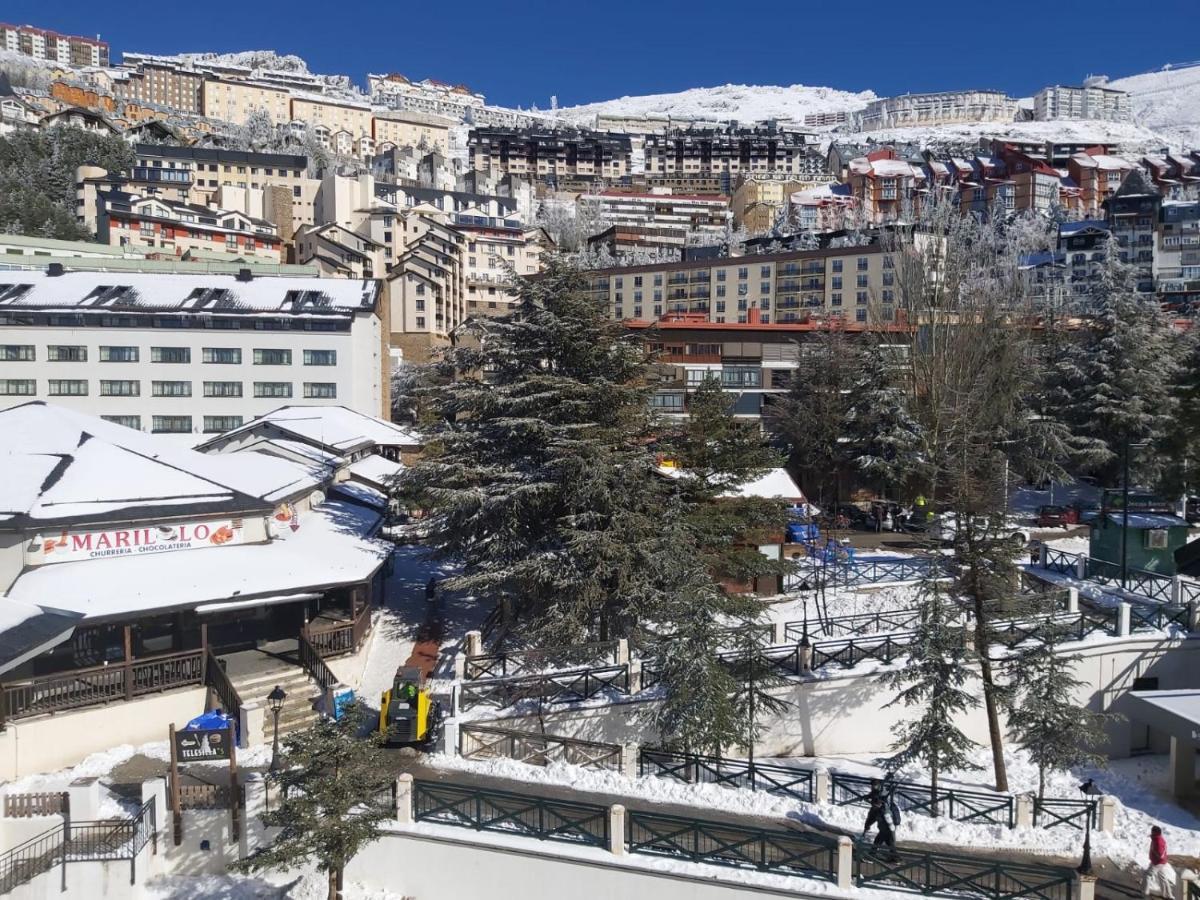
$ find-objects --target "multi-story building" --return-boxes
[578,190,731,240]
[388,218,468,361]
[992,145,1067,215]
[367,73,484,116]
[0,87,38,135]
[789,183,858,233]
[1104,169,1161,294]
[290,94,373,146]
[732,175,837,234]
[0,22,108,66]
[1141,153,1200,202]
[295,223,386,279]
[201,78,291,126]
[1068,148,1135,216]
[456,216,550,315]
[1033,84,1131,122]
[0,268,388,433]
[579,244,900,327]
[803,111,854,128]
[846,149,927,224]
[111,59,205,116]
[371,110,454,156]
[92,190,283,263]
[586,224,688,258]
[642,125,821,190]
[1156,200,1200,310]
[859,90,1017,130]
[468,127,633,184]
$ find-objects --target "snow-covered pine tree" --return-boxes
[1157,329,1200,501]
[843,341,924,494]
[1005,618,1109,800]
[882,577,981,813]
[235,704,394,900]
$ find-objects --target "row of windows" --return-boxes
[0,346,337,365]
[0,380,337,398]
[606,257,883,290]
[0,313,350,333]
[101,414,245,434]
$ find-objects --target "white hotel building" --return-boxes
[0,269,388,439]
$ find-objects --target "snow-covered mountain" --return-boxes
[1108,62,1200,149]
[550,83,876,127]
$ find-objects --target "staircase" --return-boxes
[227,659,322,738]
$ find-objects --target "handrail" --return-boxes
[204,648,243,724]
[305,604,374,659]
[465,640,620,680]
[460,723,622,770]
[0,824,63,894]
[298,632,338,693]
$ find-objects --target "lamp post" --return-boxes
[267,685,286,773]
[1119,439,1149,591]
[1077,777,1099,875]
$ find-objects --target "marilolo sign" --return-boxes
[29,519,245,565]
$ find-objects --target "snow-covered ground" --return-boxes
[1110,62,1200,150]
[143,868,408,900]
[760,582,924,626]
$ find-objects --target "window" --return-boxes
[737,267,748,279]
[100,380,140,396]
[831,293,842,307]
[760,266,770,278]
[0,379,35,395]
[202,347,241,364]
[831,259,843,273]
[857,257,869,271]
[48,379,88,396]
[47,345,87,362]
[857,274,869,288]
[100,346,139,362]
[204,381,243,398]
[203,415,243,433]
[856,291,868,305]
[152,380,191,397]
[303,382,337,399]
[102,415,141,429]
[0,345,34,361]
[831,276,842,290]
[855,308,867,322]
[152,415,192,433]
[254,382,293,398]
[253,348,292,365]
[151,346,191,364]
[649,392,684,411]
[303,349,337,366]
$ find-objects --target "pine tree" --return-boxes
[1006,620,1109,800]
[235,704,394,900]
[1157,330,1200,501]
[844,341,924,493]
[882,578,981,812]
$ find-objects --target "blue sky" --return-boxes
[8,0,1199,108]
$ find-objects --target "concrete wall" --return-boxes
[346,825,831,900]
[480,635,1200,759]
[0,687,206,780]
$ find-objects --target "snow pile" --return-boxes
[551,83,876,127]
[1109,62,1200,150]
[762,582,925,626]
[144,870,409,900]
[173,50,311,73]
[844,117,1168,154]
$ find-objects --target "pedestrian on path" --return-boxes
[425,576,439,603]
[1143,826,1175,897]
[862,777,899,860]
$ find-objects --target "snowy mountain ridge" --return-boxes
[1108,62,1200,149]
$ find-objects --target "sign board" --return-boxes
[29,518,246,565]
[174,726,232,762]
[332,688,356,721]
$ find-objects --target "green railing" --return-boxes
[639,748,814,803]
[855,843,1074,899]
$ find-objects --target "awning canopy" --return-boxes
[0,600,82,676]
[1124,690,1200,736]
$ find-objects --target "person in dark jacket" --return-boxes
[425,577,438,603]
[862,777,898,858]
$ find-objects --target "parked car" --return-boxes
[927,514,1030,546]
[1035,505,1078,528]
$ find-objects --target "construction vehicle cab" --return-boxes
[379,667,441,748]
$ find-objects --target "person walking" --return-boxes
[424,576,438,603]
[1143,826,1174,897]
[861,777,899,860]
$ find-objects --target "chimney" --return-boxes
[747,307,762,325]
[236,268,254,282]
[47,262,65,277]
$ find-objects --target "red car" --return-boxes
[1036,505,1078,527]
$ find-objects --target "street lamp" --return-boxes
[267,685,287,773]
[1077,777,1100,875]
[1119,439,1150,591]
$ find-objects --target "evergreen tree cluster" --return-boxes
[0,126,134,240]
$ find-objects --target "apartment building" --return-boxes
[1033,84,1131,122]
[92,190,283,263]
[456,217,550,314]
[468,127,633,183]
[1141,153,1200,202]
[580,244,900,326]
[587,225,688,258]
[0,23,108,67]
[371,110,454,155]
[202,78,291,126]
[804,111,854,128]
[991,146,1068,215]
[1104,169,1161,294]
[1068,149,1135,216]
[846,150,927,224]
[295,223,386,279]
[388,218,468,361]
[368,73,484,115]
[0,269,387,433]
[0,89,38,135]
[642,125,822,185]
[111,59,205,115]
[860,90,1017,130]
[732,175,837,234]
[1156,200,1200,309]
[789,183,858,233]
[579,190,731,240]
[290,94,372,143]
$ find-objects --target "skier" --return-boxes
[1143,826,1174,897]
[861,776,899,859]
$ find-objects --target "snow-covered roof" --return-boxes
[252,438,346,471]
[205,405,421,453]
[850,157,925,179]
[0,598,82,675]
[4,499,389,621]
[720,468,805,502]
[331,481,388,510]
[0,271,379,316]
[0,403,323,529]
[1102,512,1189,529]
[346,453,404,489]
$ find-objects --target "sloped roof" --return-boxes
[0,402,324,529]
[197,405,421,454]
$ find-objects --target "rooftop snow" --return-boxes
[211,405,421,453]
[4,499,389,621]
[0,270,378,315]
[720,468,805,502]
[346,453,404,488]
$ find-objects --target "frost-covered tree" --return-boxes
[882,578,980,811]
[236,704,393,900]
[843,342,924,493]
[1006,620,1109,800]
[1157,330,1200,501]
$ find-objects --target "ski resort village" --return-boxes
[6,10,1200,900]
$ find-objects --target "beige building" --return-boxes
[581,244,899,325]
[112,60,205,115]
[388,218,468,362]
[859,90,1018,130]
[732,176,836,234]
[290,95,373,144]
[296,223,386,279]
[202,78,291,126]
[371,110,454,155]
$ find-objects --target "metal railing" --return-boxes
[298,632,339,693]
[1,649,204,726]
[1043,547,1080,575]
[0,825,62,894]
[458,664,629,711]
[178,784,234,810]
[639,748,814,803]
[4,791,68,818]
[1129,603,1190,632]
[205,649,243,724]
[785,556,948,590]
[460,724,623,771]
[1033,797,1097,831]
[855,843,1074,900]
[627,810,836,881]
[831,772,1014,828]
[465,641,620,680]
[785,607,924,641]
[1181,580,1200,606]
[412,780,609,848]
[810,634,914,671]
[305,604,373,659]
